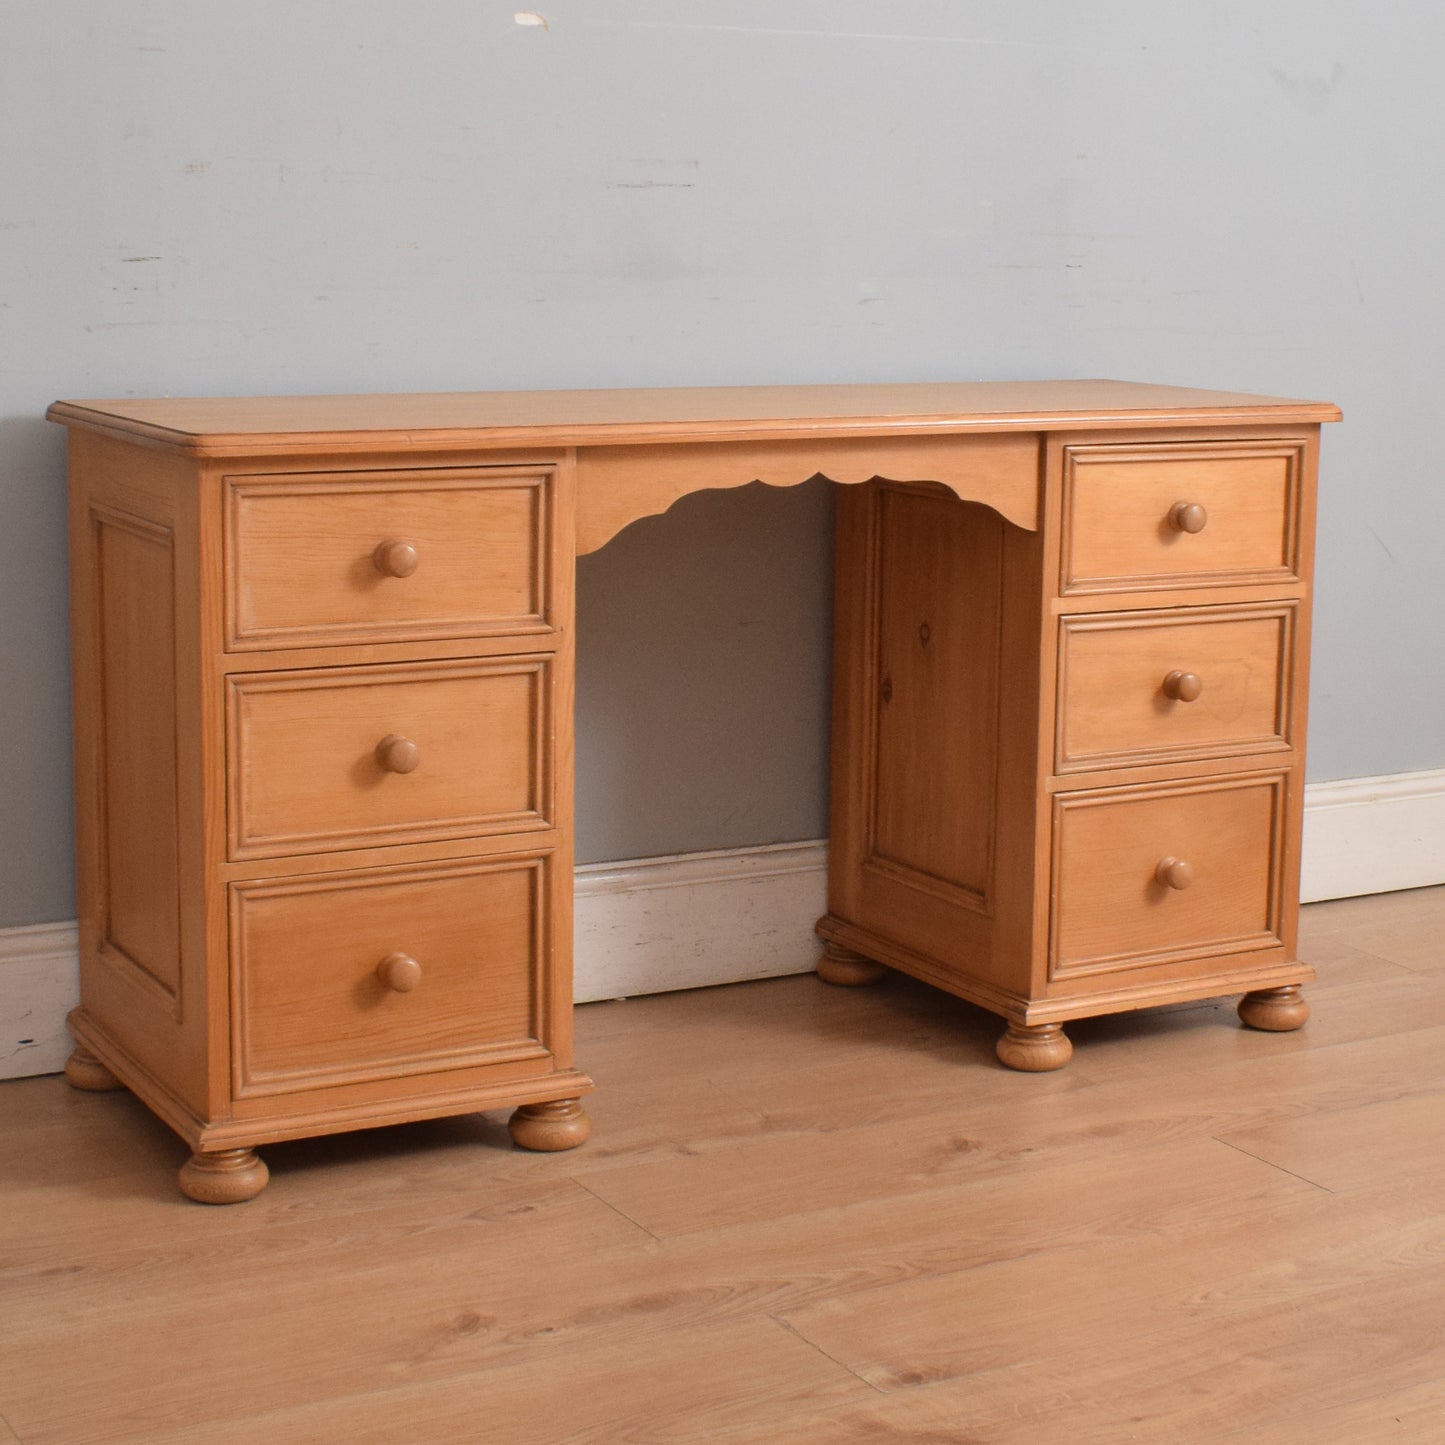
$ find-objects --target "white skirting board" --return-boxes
[0,922,80,1080]
[4,770,1444,1080]
[1298,767,1445,903]
[573,840,827,1002]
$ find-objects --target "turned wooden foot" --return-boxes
[508,1098,591,1152]
[996,1022,1073,1072]
[1238,985,1310,1032]
[178,1148,270,1204]
[817,940,886,988]
[64,1043,123,1092]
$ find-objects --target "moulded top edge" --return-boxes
[46,380,1342,456]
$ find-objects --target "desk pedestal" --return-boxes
[819,429,1318,1067]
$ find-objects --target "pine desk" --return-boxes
[48,381,1340,1201]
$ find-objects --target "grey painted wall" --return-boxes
[1,1,1439,926]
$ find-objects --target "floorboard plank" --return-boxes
[132,1319,871,1445]
[730,1266,1445,1444]
[1217,1090,1445,1193]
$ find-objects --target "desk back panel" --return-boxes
[824,476,1050,1003]
[870,488,1002,904]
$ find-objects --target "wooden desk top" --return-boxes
[48,380,1341,456]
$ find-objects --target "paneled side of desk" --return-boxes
[818,423,1322,1069]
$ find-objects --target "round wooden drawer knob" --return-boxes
[377,952,422,992]
[1155,856,1194,891]
[375,734,420,773]
[1162,670,1204,702]
[1168,501,1209,534]
[373,539,420,578]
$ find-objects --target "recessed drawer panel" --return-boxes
[225,467,553,650]
[1050,774,1286,980]
[1061,440,1304,595]
[227,657,551,860]
[230,854,551,1097]
[1056,603,1295,773]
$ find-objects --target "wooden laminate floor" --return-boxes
[2,887,1444,1444]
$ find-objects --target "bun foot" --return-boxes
[508,1098,591,1152]
[179,1149,270,1204]
[997,1022,1073,1072]
[817,940,886,988]
[1238,985,1310,1032]
[64,1044,123,1092]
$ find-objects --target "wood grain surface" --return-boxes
[48,380,1341,455]
[0,886,1441,1443]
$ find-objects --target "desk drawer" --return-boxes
[225,467,553,650]
[1060,440,1304,595]
[1056,603,1295,773]
[229,854,551,1097]
[227,657,551,860]
[1049,774,1286,980]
